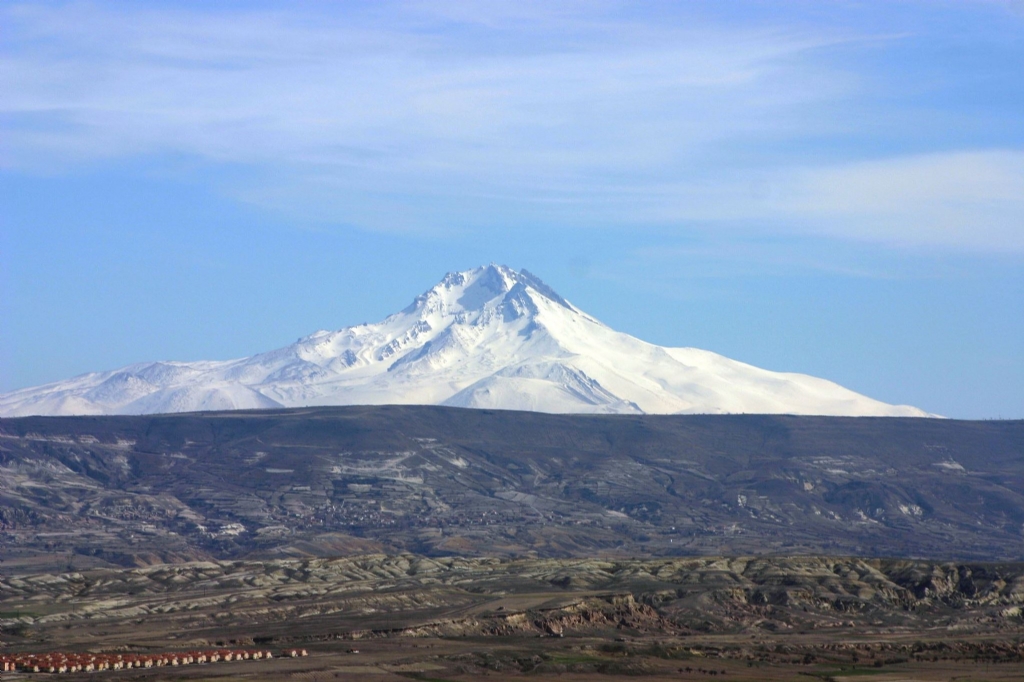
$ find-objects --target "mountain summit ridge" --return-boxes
[0,264,929,417]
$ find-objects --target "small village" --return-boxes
[0,647,306,675]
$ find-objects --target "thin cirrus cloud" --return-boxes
[1,5,838,163]
[775,151,1024,251]
[1,2,1021,251]
[632,151,1024,251]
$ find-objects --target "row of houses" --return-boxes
[0,647,308,674]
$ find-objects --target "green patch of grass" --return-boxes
[544,652,607,665]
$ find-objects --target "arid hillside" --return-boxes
[3,555,1024,680]
[1,407,1022,569]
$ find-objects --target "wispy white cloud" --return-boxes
[1,2,1021,251]
[0,4,851,171]
[617,150,1024,251]
[776,151,1024,250]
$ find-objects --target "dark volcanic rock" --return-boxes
[0,407,1022,567]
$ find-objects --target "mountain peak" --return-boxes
[409,264,573,315]
[0,265,932,418]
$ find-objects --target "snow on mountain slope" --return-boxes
[0,265,931,417]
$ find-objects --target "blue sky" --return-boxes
[1,0,1022,418]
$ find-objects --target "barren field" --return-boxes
[2,554,1024,680]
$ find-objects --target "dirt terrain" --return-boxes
[2,408,1024,678]
[1,407,1023,570]
[2,554,1024,680]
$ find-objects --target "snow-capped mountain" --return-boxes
[0,265,930,418]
